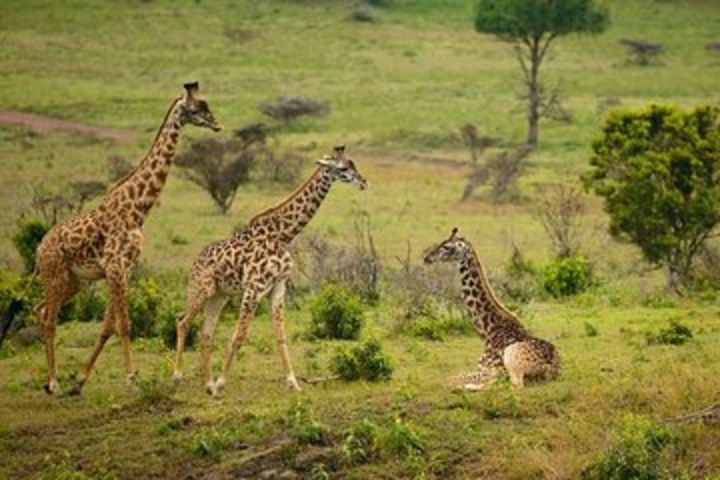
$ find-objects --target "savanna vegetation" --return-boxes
[0,0,719,479]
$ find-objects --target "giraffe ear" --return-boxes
[183,81,199,99]
[450,227,459,240]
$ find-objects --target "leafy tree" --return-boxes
[584,104,720,292]
[475,0,609,147]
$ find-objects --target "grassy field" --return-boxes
[1,0,719,478]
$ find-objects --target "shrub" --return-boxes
[258,96,330,126]
[293,220,381,304]
[377,418,425,458]
[128,278,180,340]
[583,105,720,292]
[646,319,693,346]
[175,138,256,214]
[582,415,674,480]
[12,218,49,273]
[0,268,27,345]
[339,419,380,466]
[285,401,328,446]
[584,322,599,337]
[330,338,393,382]
[493,245,542,304]
[398,302,472,341]
[308,284,364,340]
[160,312,197,351]
[69,289,106,323]
[542,256,595,298]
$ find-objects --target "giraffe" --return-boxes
[423,228,559,390]
[33,82,222,395]
[173,145,367,395]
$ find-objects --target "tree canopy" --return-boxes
[475,0,609,40]
[584,104,720,291]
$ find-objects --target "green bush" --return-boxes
[542,256,595,298]
[330,338,393,382]
[584,104,720,291]
[308,283,364,340]
[69,289,106,323]
[159,311,197,351]
[339,419,380,466]
[285,401,328,446]
[12,218,49,273]
[128,278,180,340]
[377,418,425,458]
[646,318,693,346]
[582,415,674,480]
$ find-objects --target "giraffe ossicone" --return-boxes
[424,227,560,390]
[173,145,368,395]
[33,82,221,395]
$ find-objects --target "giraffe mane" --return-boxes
[468,244,523,324]
[107,96,182,194]
[247,166,323,224]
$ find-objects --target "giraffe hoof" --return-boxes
[214,377,226,393]
[126,371,139,386]
[287,378,302,392]
[44,381,59,395]
[172,371,183,383]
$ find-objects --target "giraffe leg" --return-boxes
[270,279,300,391]
[213,288,259,396]
[72,265,131,395]
[453,353,501,392]
[199,294,227,393]
[37,275,79,395]
[70,296,116,395]
[173,284,214,382]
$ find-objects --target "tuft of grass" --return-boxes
[646,318,693,346]
[330,337,393,382]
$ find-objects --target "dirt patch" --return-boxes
[0,110,137,144]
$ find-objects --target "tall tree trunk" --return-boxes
[526,37,542,149]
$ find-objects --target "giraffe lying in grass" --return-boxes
[173,145,368,395]
[423,228,559,390]
[33,82,221,395]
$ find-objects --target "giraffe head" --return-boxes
[316,145,368,190]
[178,81,222,132]
[423,227,471,264]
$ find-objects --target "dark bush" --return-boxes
[542,256,595,298]
[175,138,256,214]
[308,283,364,340]
[160,312,197,351]
[330,338,393,382]
[582,415,674,480]
[619,38,663,66]
[12,218,49,273]
[255,149,305,186]
[70,289,106,323]
[646,318,693,346]
[349,5,376,22]
[258,96,330,125]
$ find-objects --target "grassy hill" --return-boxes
[0,0,719,478]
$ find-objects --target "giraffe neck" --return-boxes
[248,167,332,243]
[102,99,184,226]
[458,247,527,346]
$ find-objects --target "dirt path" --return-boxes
[0,110,137,143]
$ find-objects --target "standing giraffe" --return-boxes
[423,228,559,390]
[173,145,367,395]
[34,82,222,395]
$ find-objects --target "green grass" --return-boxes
[0,0,719,478]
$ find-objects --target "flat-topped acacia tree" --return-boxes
[475,0,609,148]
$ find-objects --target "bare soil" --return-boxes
[0,110,137,143]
